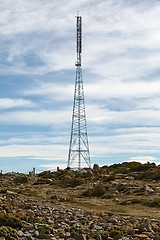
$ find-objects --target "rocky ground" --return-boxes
[0,162,160,239]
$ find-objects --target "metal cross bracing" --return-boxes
[67,15,91,170]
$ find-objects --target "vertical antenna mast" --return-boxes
[67,14,91,170]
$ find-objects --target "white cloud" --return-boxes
[89,126,160,157]
[82,1,160,80]
[0,0,72,36]
[128,156,158,164]
[1,101,160,129]
[23,81,73,101]
[0,98,35,110]
[0,133,69,145]
[0,0,160,78]
[1,1,160,171]
[39,163,67,171]
[85,80,160,100]
[23,77,160,104]
[0,127,159,163]
[87,103,160,127]
[136,98,160,110]
[0,144,67,160]
[0,109,70,126]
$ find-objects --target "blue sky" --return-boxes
[1,0,160,173]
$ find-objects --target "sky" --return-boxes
[0,0,160,173]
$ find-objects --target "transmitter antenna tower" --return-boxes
[67,14,91,170]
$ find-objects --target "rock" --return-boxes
[17,230,24,237]
[14,175,28,184]
[101,168,108,175]
[126,227,135,235]
[85,170,93,178]
[134,234,149,239]
[108,217,118,225]
[1,170,160,240]
[33,178,52,185]
[144,185,154,194]
[138,223,146,233]
[114,198,121,203]
[93,163,100,171]
[33,230,39,237]
[96,235,102,240]
[145,219,153,232]
[6,190,17,195]
[70,233,87,240]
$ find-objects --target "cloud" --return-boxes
[89,126,160,157]
[82,1,160,81]
[0,144,67,160]
[0,109,70,126]
[0,0,72,36]
[1,1,160,172]
[39,163,67,171]
[0,0,159,78]
[0,134,69,145]
[86,80,160,100]
[0,98,35,110]
[136,98,160,110]
[0,125,159,166]
[22,76,160,105]
[23,81,73,101]
[128,156,158,164]
[87,104,160,127]
[0,0,75,75]
[1,101,160,129]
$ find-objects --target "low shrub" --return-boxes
[0,226,18,240]
[38,171,55,179]
[68,177,84,187]
[110,229,122,238]
[130,198,145,204]
[92,231,109,239]
[37,224,54,235]
[145,198,160,208]
[102,174,115,182]
[135,169,160,181]
[82,185,106,198]
[14,175,28,184]
[121,197,160,209]
[0,214,22,229]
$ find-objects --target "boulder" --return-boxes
[93,164,100,171]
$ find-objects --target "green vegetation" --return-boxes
[105,161,157,174]
[0,213,22,229]
[67,177,85,187]
[1,161,160,239]
[82,185,106,197]
[134,169,160,180]
[14,175,28,184]
[0,226,18,240]
[121,197,160,208]
[102,174,115,182]
[37,224,54,235]
[1,161,160,221]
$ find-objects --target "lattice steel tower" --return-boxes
[67,14,91,170]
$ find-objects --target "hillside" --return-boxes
[0,161,160,239]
